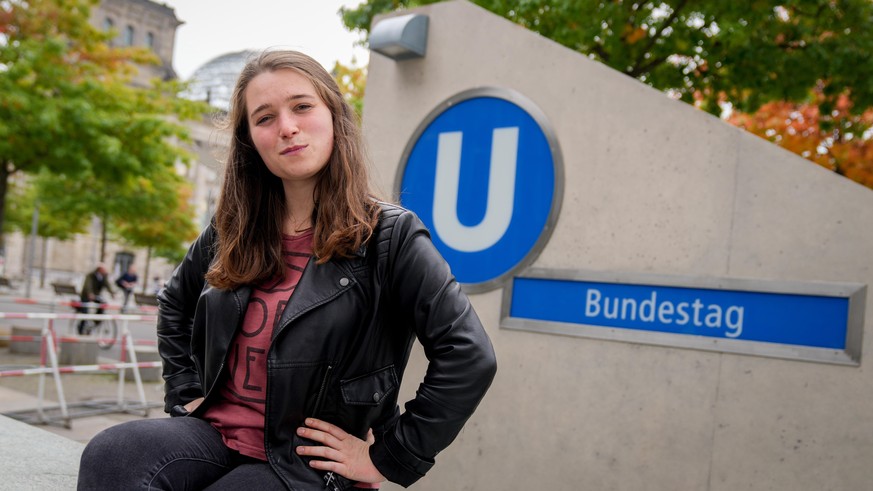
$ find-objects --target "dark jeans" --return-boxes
[77,416,287,490]
[121,288,133,311]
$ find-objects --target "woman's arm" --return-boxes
[369,209,498,486]
[156,224,216,412]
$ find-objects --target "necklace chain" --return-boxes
[288,215,312,234]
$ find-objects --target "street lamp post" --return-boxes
[24,200,39,298]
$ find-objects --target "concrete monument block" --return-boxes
[57,338,98,366]
[10,326,42,355]
[365,1,873,489]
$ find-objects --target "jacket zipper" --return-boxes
[312,364,333,417]
[323,471,340,491]
[313,365,337,490]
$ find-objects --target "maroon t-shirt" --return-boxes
[203,231,312,460]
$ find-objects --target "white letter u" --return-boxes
[432,127,518,252]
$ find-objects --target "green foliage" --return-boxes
[332,58,367,117]
[0,0,210,250]
[2,181,33,235]
[341,0,873,116]
[4,173,90,239]
[153,243,188,265]
[341,0,420,40]
[113,171,200,264]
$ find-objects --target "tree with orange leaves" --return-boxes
[728,89,873,189]
[0,0,205,253]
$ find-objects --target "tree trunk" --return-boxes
[142,246,152,294]
[100,215,107,262]
[0,161,11,254]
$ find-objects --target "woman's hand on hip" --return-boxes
[296,418,386,484]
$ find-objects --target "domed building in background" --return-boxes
[184,51,256,112]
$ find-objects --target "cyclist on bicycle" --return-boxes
[77,263,115,335]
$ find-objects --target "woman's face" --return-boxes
[245,68,334,191]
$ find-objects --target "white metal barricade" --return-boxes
[2,296,158,314]
[0,312,161,428]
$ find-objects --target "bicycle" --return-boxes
[71,299,119,350]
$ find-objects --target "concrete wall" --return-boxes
[362,2,873,490]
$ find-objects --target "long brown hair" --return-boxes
[205,50,379,290]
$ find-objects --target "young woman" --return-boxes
[77,50,496,490]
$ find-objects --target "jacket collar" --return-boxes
[227,233,373,339]
[272,257,359,339]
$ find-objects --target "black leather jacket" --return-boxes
[157,204,497,489]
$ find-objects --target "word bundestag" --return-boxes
[584,288,745,338]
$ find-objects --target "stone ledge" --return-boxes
[0,413,83,490]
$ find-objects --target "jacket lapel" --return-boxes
[212,285,250,339]
[233,286,252,315]
[273,257,358,339]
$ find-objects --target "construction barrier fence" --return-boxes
[0,312,162,428]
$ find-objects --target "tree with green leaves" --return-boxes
[341,0,873,188]
[343,0,873,115]
[3,173,91,286]
[30,158,194,260]
[3,173,90,241]
[115,177,199,293]
[0,0,207,252]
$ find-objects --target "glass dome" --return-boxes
[182,50,256,112]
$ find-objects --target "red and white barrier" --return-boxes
[0,311,161,427]
[0,311,157,321]
[0,361,162,377]
[0,334,157,346]
[2,296,158,313]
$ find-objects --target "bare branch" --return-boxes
[628,54,669,78]
[591,43,610,63]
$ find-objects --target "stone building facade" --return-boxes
[91,0,181,85]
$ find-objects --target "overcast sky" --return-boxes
[160,0,371,80]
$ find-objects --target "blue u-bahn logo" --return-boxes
[398,88,563,291]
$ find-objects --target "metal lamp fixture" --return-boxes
[369,14,429,60]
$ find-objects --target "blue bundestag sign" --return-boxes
[502,269,866,365]
[398,88,562,291]
[511,278,847,348]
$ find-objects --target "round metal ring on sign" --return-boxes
[397,87,564,293]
